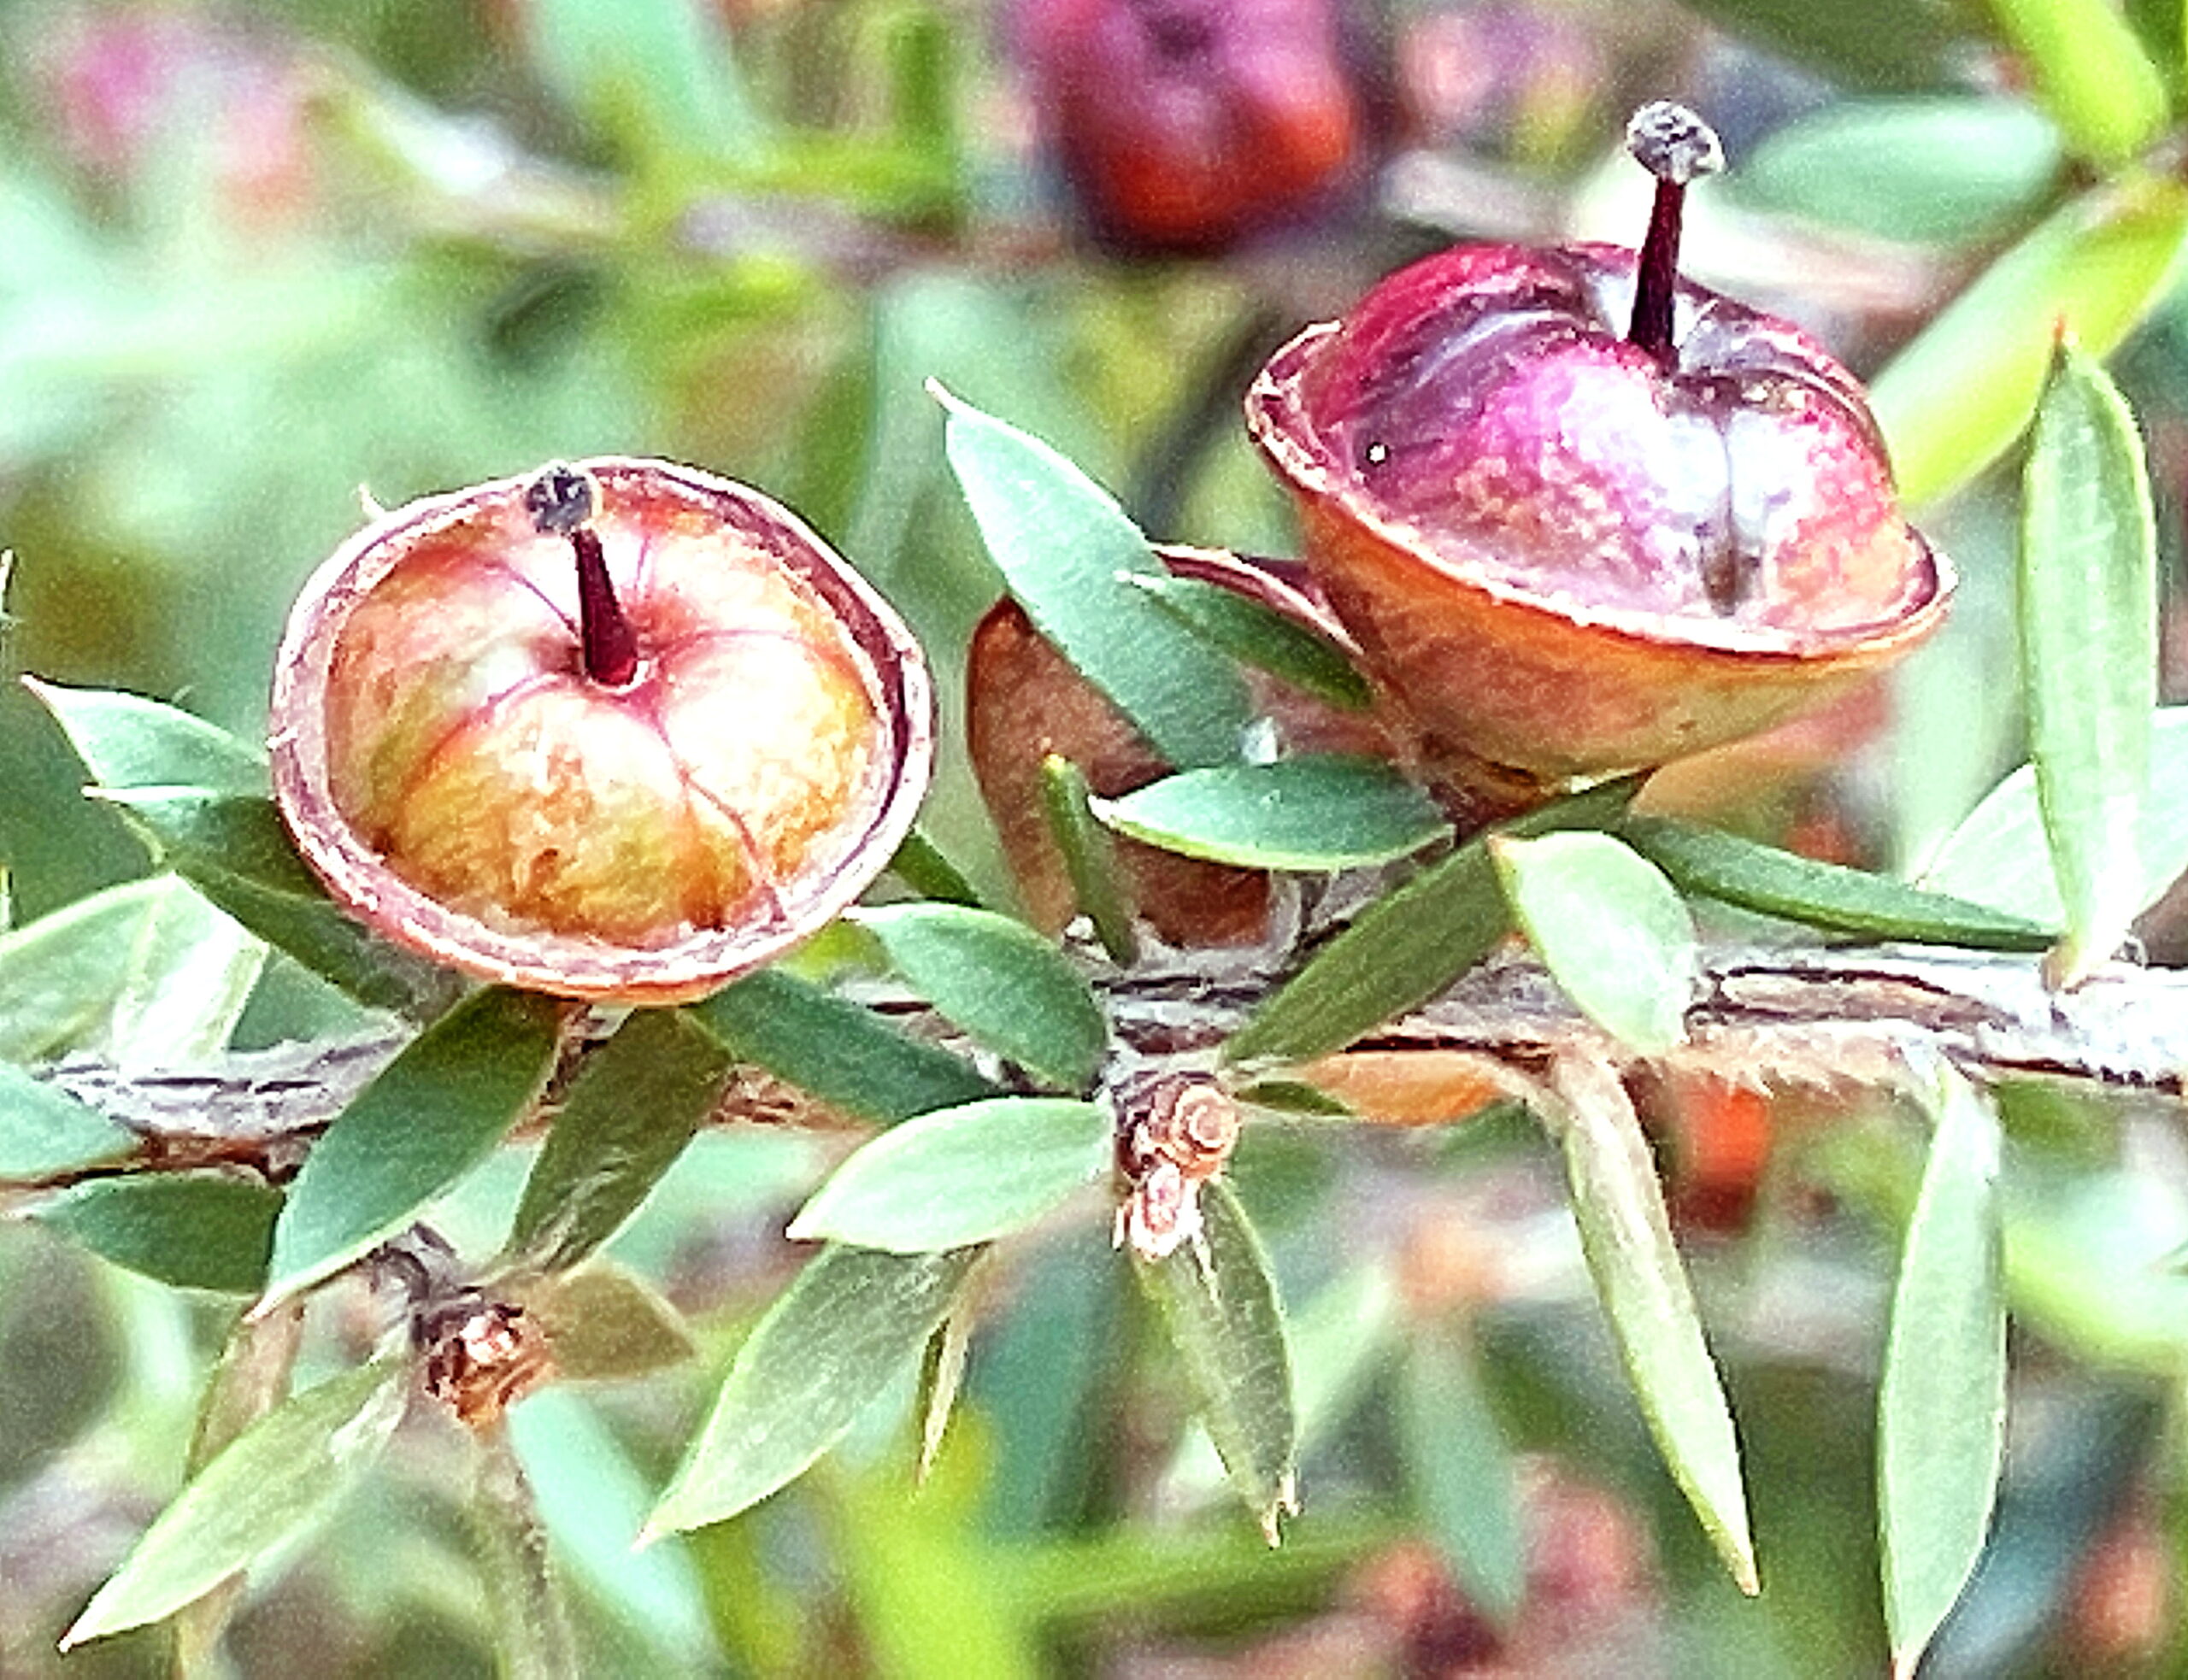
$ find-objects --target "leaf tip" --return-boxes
[925,377,966,415]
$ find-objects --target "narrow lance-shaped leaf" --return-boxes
[937,385,1252,768]
[1226,776,1642,1065]
[1397,1321,1526,1630]
[1124,571,1374,712]
[36,1172,282,1295]
[1096,757,1448,872]
[1135,1181,1297,1543]
[2019,338,2158,986]
[26,677,268,795]
[851,903,1107,1092]
[62,1359,408,1648]
[687,966,997,1125]
[1040,755,1138,965]
[789,1097,1110,1253]
[262,987,564,1307]
[1871,177,2188,508]
[1622,816,2055,949]
[94,788,455,1019]
[1544,1053,1756,1594]
[515,1261,698,1383]
[646,1243,982,1536]
[1492,831,1696,1058]
[1920,708,2188,925]
[506,1007,732,1271]
[1879,1067,2007,1680]
[0,1060,132,1178]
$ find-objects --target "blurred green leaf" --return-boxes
[788,1097,1109,1253]
[1134,1182,1297,1542]
[851,903,1107,1092]
[516,1261,697,1382]
[1492,831,1695,1058]
[1095,757,1447,872]
[1621,816,2055,948]
[1546,1054,1756,1595]
[506,1007,732,1271]
[647,1243,982,1536]
[264,988,564,1306]
[1982,0,2169,164]
[1880,1070,2007,1678]
[0,1061,132,1178]
[93,789,451,1018]
[36,1172,280,1294]
[0,876,264,1065]
[1672,0,1981,89]
[1041,755,1139,964]
[523,0,762,160]
[1226,778,1642,1065]
[1872,175,2188,508]
[1921,708,2188,922]
[887,830,986,908]
[2018,339,2158,984]
[25,678,266,794]
[686,967,997,1125]
[939,387,1253,768]
[1735,98,2062,244]
[62,1359,407,1648]
[1398,1322,1526,1630]
[1124,573,1374,712]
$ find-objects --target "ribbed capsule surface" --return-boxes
[272,457,932,1002]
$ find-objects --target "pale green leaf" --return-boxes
[1095,757,1447,872]
[2018,339,2158,984]
[646,1243,981,1535]
[263,988,563,1305]
[1981,0,2169,165]
[1040,755,1138,964]
[852,903,1107,1092]
[1547,1054,1756,1594]
[26,677,267,795]
[938,387,1252,768]
[62,1360,407,1647]
[1398,1323,1526,1629]
[1134,1181,1297,1542]
[0,1061,132,1178]
[1493,831,1696,1057]
[788,1097,1109,1253]
[1124,572,1374,711]
[37,1172,280,1294]
[1879,1069,2007,1678]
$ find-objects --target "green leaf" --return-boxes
[1134,1181,1297,1542]
[1095,757,1448,872]
[851,903,1107,1092]
[1226,777,1642,1065]
[62,1359,407,1648]
[93,789,452,1018]
[1879,1069,2007,1679]
[887,829,986,908]
[515,1261,697,1382]
[1921,708,2188,923]
[1872,175,2188,508]
[1982,0,2169,165]
[1124,572,1374,712]
[523,0,762,159]
[0,877,265,1065]
[506,1008,732,1271]
[263,988,564,1306]
[1735,98,2062,244]
[36,1172,281,1294]
[1040,756,1139,965]
[26,677,267,795]
[646,1243,981,1535]
[685,967,997,1125]
[1546,1054,1756,1594]
[1397,1323,1526,1629]
[1621,816,2056,949]
[1492,831,1695,1058]
[0,1061,132,1178]
[787,1097,1109,1253]
[1671,0,1982,90]
[2019,339,2159,984]
[938,386,1252,768]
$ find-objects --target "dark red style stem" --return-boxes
[526,462,639,688]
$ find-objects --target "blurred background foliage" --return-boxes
[7,0,2188,1675]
